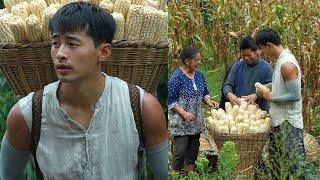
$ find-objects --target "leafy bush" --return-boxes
[255,122,317,179]
[215,141,239,180]
[169,141,239,179]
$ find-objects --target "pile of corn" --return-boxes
[0,0,168,43]
[206,100,271,135]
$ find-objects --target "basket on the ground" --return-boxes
[304,133,320,163]
[208,128,269,177]
[0,40,168,96]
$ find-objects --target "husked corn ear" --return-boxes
[111,12,124,41]
[29,0,47,22]
[255,82,269,95]
[0,13,13,23]
[140,7,159,41]
[125,5,143,41]
[26,14,42,42]
[131,0,143,5]
[0,8,8,17]
[49,2,62,9]
[142,0,158,9]
[9,15,27,42]
[154,11,167,42]
[113,0,130,19]
[99,0,113,13]
[0,18,16,43]
[4,0,21,12]
[60,0,78,5]
[45,0,59,6]
[11,2,29,20]
[42,6,57,41]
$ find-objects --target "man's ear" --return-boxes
[266,42,272,48]
[98,43,112,62]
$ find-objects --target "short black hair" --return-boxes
[239,36,258,51]
[255,28,281,46]
[179,47,199,64]
[49,2,116,47]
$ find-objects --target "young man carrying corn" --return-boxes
[0,2,168,180]
[254,28,315,179]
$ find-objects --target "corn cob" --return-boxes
[99,0,113,13]
[25,14,42,42]
[113,0,130,19]
[111,12,124,41]
[131,0,143,5]
[60,0,78,5]
[0,13,13,23]
[11,2,29,20]
[154,11,167,42]
[125,5,143,41]
[142,0,158,9]
[4,0,21,12]
[44,0,59,6]
[140,7,159,42]
[0,18,16,43]
[9,15,27,42]
[0,8,8,17]
[29,0,47,22]
[255,82,269,95]
[42,6,57,41]
[49,2,62,9]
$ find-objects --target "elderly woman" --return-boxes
[168,47,218,172]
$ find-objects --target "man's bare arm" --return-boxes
[141,93,168,180]
[0,104,32,179]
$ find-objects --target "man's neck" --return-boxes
[57,72,106,109]
[274,45,285,59]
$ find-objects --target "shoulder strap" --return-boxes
[127,84,144,146]
[31,90,44,180]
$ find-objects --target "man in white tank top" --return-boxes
[0,2,168,180]
[253,28,315,179]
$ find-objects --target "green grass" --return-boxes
[200,61,226,103]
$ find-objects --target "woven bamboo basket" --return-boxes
[304,133,320,163]
[209,128,269,178]
[0,40,168,96]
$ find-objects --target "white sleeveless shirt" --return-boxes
[18,73,144,179]
[269,49,303,129]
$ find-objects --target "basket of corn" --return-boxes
[0,0,168,96]
[205,100,270,177]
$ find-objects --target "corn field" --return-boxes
[168,0,320,132]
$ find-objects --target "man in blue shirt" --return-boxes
[223,36,273,111]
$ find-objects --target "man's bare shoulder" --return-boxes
[141,92,168,147]
[281,62,298,80]
[6,103,32,151]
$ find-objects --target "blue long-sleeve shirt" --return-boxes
[223,58,273,111]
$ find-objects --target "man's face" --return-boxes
[51,32,103,82]
[186,53,201,71]
[240,49,258,65]
[258,43,273,60]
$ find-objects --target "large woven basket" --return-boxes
[208,128,269,178]
[0,41,168,96]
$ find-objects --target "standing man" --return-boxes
[0,2,168,180]
[255,27,314,178]
[223,36,273,111]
